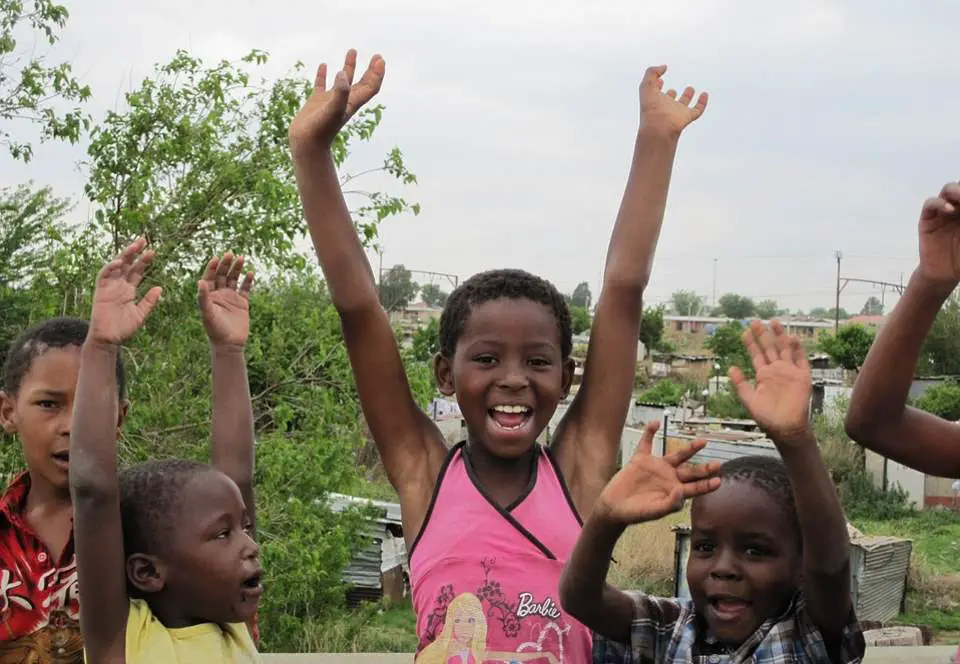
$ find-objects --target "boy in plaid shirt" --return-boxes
[560,321,866,663]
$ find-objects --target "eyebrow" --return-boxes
[27,389,67,398]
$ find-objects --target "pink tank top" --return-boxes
[409,442,592,664]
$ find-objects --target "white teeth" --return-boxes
[492,404,530,414]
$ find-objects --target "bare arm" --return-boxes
[846,269,960,475]
[289,52,445,531]
[779,433,851,642]
[70,239,162,664]
[559,510,635,643]
[555,67,708,512]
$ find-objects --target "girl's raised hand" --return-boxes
[289,49,386,153]
[197,252,254,349]
[639,65,708,137]
[595,420,721,526]
[88,238,162,346]
[918,182,960,285]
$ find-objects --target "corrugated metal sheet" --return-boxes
[623,430,779,467]
[672,529,912,622]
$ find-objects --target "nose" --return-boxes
[496,361,530,390]
[57,408,72,437]
[709,547,741,580]
[243,532,260,559]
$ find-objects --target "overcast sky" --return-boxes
[4,0,959,313]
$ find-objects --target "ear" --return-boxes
[434,353,455,397]
[117,400,130,432]
[0,390,17,434]
[127,553,166,594]
[561,358,575,397]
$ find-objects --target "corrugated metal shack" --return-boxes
[672,526,912,622]
[327,493,408,606]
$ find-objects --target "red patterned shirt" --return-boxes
[0,472,82,663]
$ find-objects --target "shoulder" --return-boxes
[592,594,693,663]
[773,594,866,662]
[0,472,30,521]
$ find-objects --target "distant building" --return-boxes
[664,315,833,340]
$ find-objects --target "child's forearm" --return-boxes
[778,431,851,634]
[292,149,380,314]
[70,341,122,494]
[602,127,679,296]
[846,269,960,473]
[209,344,254,492]
[559,509,634,643]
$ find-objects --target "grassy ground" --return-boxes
[854,509,960,643]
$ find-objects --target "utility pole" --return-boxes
[712,258,718,307]
[834,251,842,333]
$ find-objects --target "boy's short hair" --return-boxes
[119,459,210,557]
[1,317,127,399]
[438,269,572,359]
[720,455,801,545]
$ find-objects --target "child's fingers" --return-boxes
[921,196,954,219]
[225,255,244,290]
[127,249,155,287]
[239,271,254,297]
[729,365,754,404]
[770,320,792,362]
[691,91,709,118]
[678,86,695,106]
[666,88,678,100]
[634,419,660,460]
[201,256,220,285]
[314,63,328,92]
[790,335,808,369]
[741,323,767,370]
[752,320,779,365]
[215,252,233,289]
[940,182,960,208]
[197,279,210,308]
[641,65,667,90]
[342,49,358,86]
[682,476,722,499]
[137,286,163,319]
[118,237,147,271]
[664,439,707,467]
[676,459,721,484]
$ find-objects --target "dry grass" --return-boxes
[608,508,689,597]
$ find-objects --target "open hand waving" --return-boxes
[197,252,254,349]
[88,238,162,346]
[289,49,386,152]
[730,320,811,443]
[639,65,708,136]
[597,420,721,525]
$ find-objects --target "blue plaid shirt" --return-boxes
[592,592,865,663]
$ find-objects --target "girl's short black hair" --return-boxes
[1,317,127,399]
[721,455,801,545]
[438,269,572,359]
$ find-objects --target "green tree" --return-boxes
[570,305,591,335]
[818,324,874,371]
[919,293,960,376]
[669,289,706,316]
[704,321,753,376]
[0,1,92,161]
[716,293,756,319]
[571,281,592,310]
[860,296,884,316]
[639,305,665,352]
[914,382,960,421]
[755,299,779,320]
[419,283,448,308]
[1,46,426,653]
[379,264,419,312]
[412,317,440,361]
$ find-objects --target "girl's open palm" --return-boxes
[197,252,254,348]
[289,49,385,150]
[599,420,721,525]
[730,321,811,442]
[918,182,960,284]
[89,238,162,345]
[639,65,708,135]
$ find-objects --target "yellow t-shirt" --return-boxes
[124,598,260,663]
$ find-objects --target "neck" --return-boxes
[145,595,204,629]
[464,438,536,493]
[24,475,72,514]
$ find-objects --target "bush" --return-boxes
[913,382,960,421]
[637,378,702,406]
[706,384,750,419]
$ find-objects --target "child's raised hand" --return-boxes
[918,182,960,285]
[288,49,385,153]
[197,252,254,349]
[595,420,721,526]
[89,238,162,345]
[730,320,811,443]
[639,65,708,136]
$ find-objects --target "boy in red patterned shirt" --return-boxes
[0,251,259,662]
